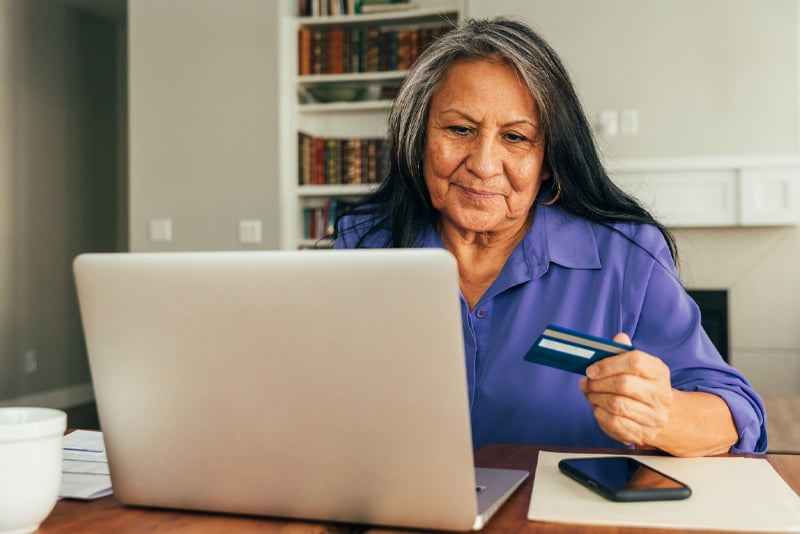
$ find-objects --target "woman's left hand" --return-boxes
[579,333,675,449]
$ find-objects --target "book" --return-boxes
[326,27,345,74]
[312,28,325,74]
[298,28,312,75]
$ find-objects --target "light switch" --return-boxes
[23,349,38,374]
[621,109,639,135]
[596,110,618,137]
[149,218,172,242]
[239,219,262,243]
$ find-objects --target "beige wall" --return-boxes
[0,0,121,403]
[128,0,281,251]
[0,1,13,392]
[3,0,798,405]
[468,0,799,159]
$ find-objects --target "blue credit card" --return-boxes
[523,324,634,375]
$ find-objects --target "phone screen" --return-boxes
[558,456,691,502]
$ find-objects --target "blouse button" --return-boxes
[476,308,487,318]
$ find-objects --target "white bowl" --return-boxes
[0,407,66,534]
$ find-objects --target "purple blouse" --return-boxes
[335,203,768,453]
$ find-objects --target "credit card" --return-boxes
[523,324,634,375]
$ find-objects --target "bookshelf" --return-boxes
[279,0,464,249]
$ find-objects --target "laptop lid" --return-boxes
[73,249,526,531]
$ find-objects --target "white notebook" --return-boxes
[528,451,800,532]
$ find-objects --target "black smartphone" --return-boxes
[558,456,692,502]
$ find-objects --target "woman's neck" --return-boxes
[437,212,533,309]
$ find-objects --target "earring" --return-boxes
[539,178,561,206]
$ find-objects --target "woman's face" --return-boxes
[423,60,548,236]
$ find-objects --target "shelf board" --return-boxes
[298,238,335,249]
[299,100,393,112]
[298,71,407,84]
[297,184,378,197]
[296,8,459,27]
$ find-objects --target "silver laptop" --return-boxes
[73,249,527,531]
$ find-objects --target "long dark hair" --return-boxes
[339,17,677,262]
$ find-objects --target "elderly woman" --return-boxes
[334,17,767,456]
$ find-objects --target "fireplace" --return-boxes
[687,290,729,363]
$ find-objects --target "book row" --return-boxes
[297,23,451,75]
[302,198,359,240]
[298,132,388,186]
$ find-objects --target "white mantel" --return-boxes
[606,154,800,228]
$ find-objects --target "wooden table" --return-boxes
[41,445,800,533]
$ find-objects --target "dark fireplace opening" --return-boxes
[687,290,729,363]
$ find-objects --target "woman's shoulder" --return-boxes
[600,218,668,251]
[336,205,390,248]
[547,205,664,244]
[546,205,672,263]
[591,215,676,275]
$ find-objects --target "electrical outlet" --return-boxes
[150,218,173,242]
[23,349,38,374]
[239,219,262,244]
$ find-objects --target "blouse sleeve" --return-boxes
[621,227,768,454]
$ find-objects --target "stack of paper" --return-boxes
[60,430,113,500]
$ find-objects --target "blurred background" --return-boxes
[0,0,797,449]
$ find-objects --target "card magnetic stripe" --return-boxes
[541,326,631,354]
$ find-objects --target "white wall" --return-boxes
[468,0,799,160]
[128,0,281,251]
[0,0,120,404]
